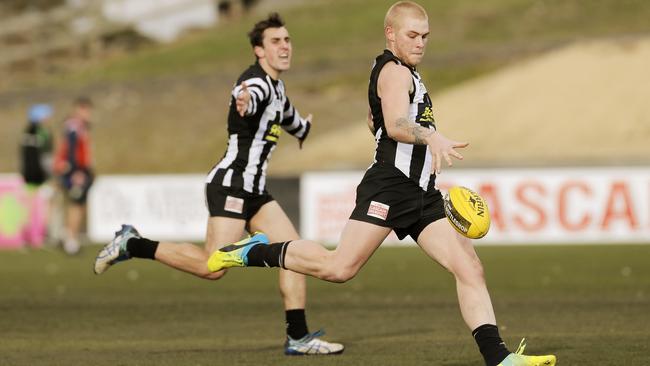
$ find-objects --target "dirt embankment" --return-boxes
[270,36,650,175]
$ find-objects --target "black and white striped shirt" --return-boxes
[207,62,310,194]
[368,49,436,191]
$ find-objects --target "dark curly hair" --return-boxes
[248,12,285,48]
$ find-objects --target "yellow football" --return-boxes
[443,186,491,239]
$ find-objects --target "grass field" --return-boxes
[1,244,649,365]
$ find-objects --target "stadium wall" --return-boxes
[301,167,650,245]
[87,175,300,242]
[0,175,48,248]
[85,168,650,245]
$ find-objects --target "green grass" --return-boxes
[1,244,649,365]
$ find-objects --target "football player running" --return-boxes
[94,13,343,356]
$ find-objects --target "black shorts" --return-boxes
[205,182,274,221]
[349,164,446,241]
[61,169,94,204]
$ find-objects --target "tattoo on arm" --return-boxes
[395,117,433,145]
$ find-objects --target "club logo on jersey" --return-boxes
[367,201,390,220]
[419,106,435,123]
[224,196,244,214]
[265,123,282,142]
[416,92,435,128]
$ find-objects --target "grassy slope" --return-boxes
[3,0,650,173]
[30,0,650,89]
[0,244,649,365]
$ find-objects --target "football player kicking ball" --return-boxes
[206,2,556,366]
[94,13,343,356]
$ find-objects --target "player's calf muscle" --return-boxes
[323,266,357,283]
[310,257,360,283]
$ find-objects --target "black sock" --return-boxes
[286,309,309,339]
[126,237,159,259]
[245,241,291,268]
[472,324,511,366]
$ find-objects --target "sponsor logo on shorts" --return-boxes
[367,201,389,220]
[224,196,244,214]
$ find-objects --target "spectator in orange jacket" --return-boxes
[54,97,94,255]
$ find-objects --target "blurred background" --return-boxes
[1,2,650,365]
[2,0,649,174]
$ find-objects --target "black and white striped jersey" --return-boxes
[207,62,310,194]
[368,49,436,191]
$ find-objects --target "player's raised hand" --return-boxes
[235,82,251,117]
[299,113,313,149]
[426,131,468,174]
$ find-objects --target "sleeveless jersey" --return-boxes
[368,49,436,190]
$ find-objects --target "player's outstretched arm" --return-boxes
[235,82,251,117]
[378,62,468,173]
[280,96,312,148]
[298,113,312,149]
[232,78,271,117]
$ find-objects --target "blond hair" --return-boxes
[384,1,428,29]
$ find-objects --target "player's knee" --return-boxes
[454,256,485,285]
[468,257,485,280]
